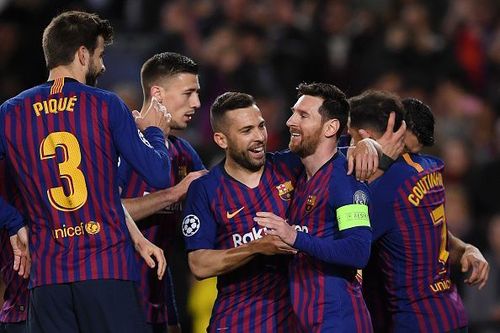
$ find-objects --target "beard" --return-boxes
[228,146,265,172]
[85,62,102,87]
[289,132,321,158]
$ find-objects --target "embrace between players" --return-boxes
[0,10,490,333]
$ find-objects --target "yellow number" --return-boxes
[430,204,449,265]
[40,132,88,211]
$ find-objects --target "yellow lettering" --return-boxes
[408,194,420,206]
[54,229,64,239]
[414,186,424,199]
[67,96,77,112]
[48,99,58,114]
[57,97,68,111]
[66,227,75,237]
[75,225,82,236]
[33,102,43,117]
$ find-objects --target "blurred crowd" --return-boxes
[1,0,499,331]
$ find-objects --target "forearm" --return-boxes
[293,228,372,268]
[122,186,183,221]
[448,231,467,265]
[123,204,144,246]
[188,245,258,280]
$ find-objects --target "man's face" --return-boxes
[156,73,200,130]
[86,36,106,87]
[221,105,267,172]
[286,95,324,158]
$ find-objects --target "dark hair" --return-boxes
[141,52,199,100]
[210,92,256,132]
[402,98,434,146]
[296,82,349,138]
[42,11,113,70]
[349,90,405,135]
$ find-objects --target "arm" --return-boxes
[123,170,207,221]
[0,196,24,236]
[122,204,166,280]
[448,231,489,290]
[111,96,172,189]
[188,235,296,280]
[255,208,372,268]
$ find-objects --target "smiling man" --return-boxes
[182,92,302,332]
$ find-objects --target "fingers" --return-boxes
[385,112,396,134]
[461,255,470,273]
[155,249,166,280]
[465,260,479,285]
[347,149,355,175]
[477,262,490,290]
[132,110,141,120]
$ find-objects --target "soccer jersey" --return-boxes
[183,151,302,333]
[289,152,372,333]
[365,153,467,332]
[0,160,28,323]
[119,135,204,324]
[0,77,171,288]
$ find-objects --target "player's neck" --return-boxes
[224,159,264,189]
[48,65,86,84]
[301,144,337,180]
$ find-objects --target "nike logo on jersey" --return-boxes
[226,206,244,219]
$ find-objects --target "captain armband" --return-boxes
[336,204,370,231]
[378,153,395,172]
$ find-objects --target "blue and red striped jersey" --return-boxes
[0,77,171,288]
[289,152,373,333]
[119,135,204,324]
[365,153,467,332]
[183,151,302,333]
[0,159,28,323]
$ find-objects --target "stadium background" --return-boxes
[0,0,499,332]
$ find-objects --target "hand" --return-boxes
[252,235,297,255]
[347,138,379,181]
[173,170,209,201]
[359,112,406,160]
[461,245,489,290]
[10,226,30,279]
[133,96,172,132]
[134,236,167,280]
[254,212,297,246]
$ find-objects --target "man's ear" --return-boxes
[150,86,162,103]
[213,132,228,149]
[77,46,88,66]
[324,119,340,138]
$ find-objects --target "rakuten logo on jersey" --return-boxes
[232,227,265,247]
[232,225,309,247]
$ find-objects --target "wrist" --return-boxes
[378,153,395,171]
[286,229,298,246]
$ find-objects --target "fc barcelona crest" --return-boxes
[276,181,294,201]
[305,195,316,212]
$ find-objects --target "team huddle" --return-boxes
[0,10,491,333]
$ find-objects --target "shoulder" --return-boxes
[330,153,370,205]
[190,165,222,191]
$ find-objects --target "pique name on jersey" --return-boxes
[407,171,443,206]
[32,96,78,117]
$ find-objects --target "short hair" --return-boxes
[402,98,435,147]
[349,90,405,135]
[296,82,349,138]
[141,52,199,100]
[210,92,256,132]
[42,11,113,70]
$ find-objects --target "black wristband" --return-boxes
[378,153,395,172]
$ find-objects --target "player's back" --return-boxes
[368,153,467,332]
[0,78,168,287]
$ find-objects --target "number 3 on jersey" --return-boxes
[40,132,88,211]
